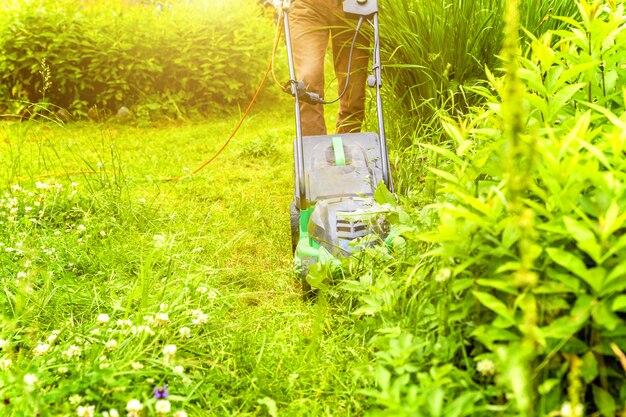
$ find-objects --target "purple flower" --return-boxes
[153,384,169,399]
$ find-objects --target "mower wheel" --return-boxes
[290,202,299,253]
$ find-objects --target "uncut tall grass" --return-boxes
[377,0,579,197]
[380,0,580,124]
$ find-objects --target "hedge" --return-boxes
[0,0,275,118]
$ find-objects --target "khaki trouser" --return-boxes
[288,0,370,136]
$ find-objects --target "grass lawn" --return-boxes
[0,105,373,416]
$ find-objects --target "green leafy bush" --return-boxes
[342,1,626,415]
[0,0,274,118]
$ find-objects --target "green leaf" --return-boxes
[600,200,626,241]
[541,295,593,339]
[441,119,465,147]
[374,181,396,206]
[450,278,473,294]
[472,291,516,327]
[420,143,466,166]
[563,216,601,263]
[592,301,622,331]
[580,351,598,384]
[601,260,626,295]
[548,83,585,120]
[426,388,444,417]
[476,279,517,295]
[427,167,461,184]
[612,295,626,312]
[538,379,560,395]
[546,247,601,294]
[472,326,520,349]
[444,392,480,417]
[593,385,616,417]
[501,224,521,249]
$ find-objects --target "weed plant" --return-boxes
[339,1,626,416]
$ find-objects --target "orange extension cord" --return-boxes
[166,11,285,182]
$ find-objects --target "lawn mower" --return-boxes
[281,0,394,299]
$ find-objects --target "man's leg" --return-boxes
[288,0,330,136]
[331,7,370,134]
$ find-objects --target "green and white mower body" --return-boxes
[290,133,392,298]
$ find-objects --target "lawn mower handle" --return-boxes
[282,9,308,210]
[370,11,394,193]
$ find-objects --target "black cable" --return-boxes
[322,16,365,105]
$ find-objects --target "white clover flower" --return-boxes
[131,325,154,336]
[207,290,217,300]
[0,358,13,371]
[99,356,110,370]
[173,411,188,417]
[179,327,191,338]
[192,312,208,325]
[77,224,87,233]
[77,405,95,417]
[172,365,184,375]
[47,333,59,343]
[155,313,170,326]
[97,314,110,326]
[99,231,106,237]
[57,366,69,374]
[182,377,192,387]
[160,303,168,312]
[126,399,143,414]
[17,271,27,279]
[435,268,452,283]
[105,340,118,351]
[476,359,496,376]
[23,373,38,386]
[35,182,51,190]
[116,319,132,328]
[69,394,83,405]
[0,339,8,349]
[153,234,167,248]
[143,315,155,325]
[131,361,144,371]
[196,286,207,294]
[163,344,177,358]
[62,345,82,360]
[103,409,120,417]
[138,198,146,204]
[155,399,171,414]
[560,402,584,417]
[33,342,51,356]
